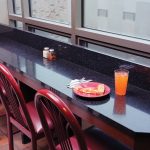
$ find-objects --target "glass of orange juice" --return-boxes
[114,69,129,96]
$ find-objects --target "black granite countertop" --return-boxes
[0,36,150,135]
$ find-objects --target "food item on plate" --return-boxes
[97,84,105,93]
[75,84,105,95]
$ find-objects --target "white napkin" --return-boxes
[67,77,92,88]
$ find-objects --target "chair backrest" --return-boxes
[35,89,88,150]
[0,63,34,131]
[0,99,5,116]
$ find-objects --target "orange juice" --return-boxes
[115,69,129,96]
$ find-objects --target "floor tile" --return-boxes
[0,135,8,145]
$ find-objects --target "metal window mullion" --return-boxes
[71,0,76,44]
[21,0,30,30]
[71,0,82,45]
[6,0,10,24]
[20,0,25,30]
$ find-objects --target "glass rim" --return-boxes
[114,68,129,73]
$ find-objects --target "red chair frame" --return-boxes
[35,89,88,150]
[0,63,45,150]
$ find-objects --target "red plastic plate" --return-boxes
[73,82,110,98]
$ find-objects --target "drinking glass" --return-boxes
[114,69,129,96]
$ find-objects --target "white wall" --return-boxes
[0,0,9,25]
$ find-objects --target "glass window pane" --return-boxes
[84,0,150,40]
[16,21,23,29]
[10,20,23,30]
[29,0,71,25]
[13,0,22,15]
[29,27,71,43]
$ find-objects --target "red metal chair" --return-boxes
[0,99,6,133]
[0,100,5,116]
[35,89,130,150]
[0,63,53,150]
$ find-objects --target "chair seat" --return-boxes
[23,101,53,135]
[56,127,130,150]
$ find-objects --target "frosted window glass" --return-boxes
[29,0,71,25]
[84,0,150,40]
[14,0,22,15]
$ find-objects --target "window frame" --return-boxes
[7,0,150,56]
[27,24,71,43]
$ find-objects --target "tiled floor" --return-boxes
[0,116,49,150]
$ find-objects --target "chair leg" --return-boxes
[7,119,14,150]
[31,137,37,150]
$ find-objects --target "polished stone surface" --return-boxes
[0,24,150,136]
[0,24,150,91]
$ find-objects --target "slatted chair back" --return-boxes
[0,64,34,132]
[35,89,88,150]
